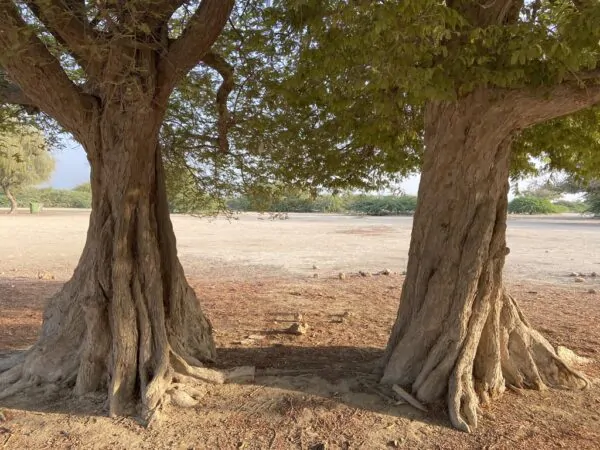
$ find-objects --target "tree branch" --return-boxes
[0,1,97,135]
[145,0,186,27]
[511,80,600,128]
[448,0,523,26]
[26,0,104,75]
[567,69,600,82]
[156,0,234,106]
[0,79,35,108]
[201,51,234,153]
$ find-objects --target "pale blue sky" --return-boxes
[48,140,90,189]
[48,143,584,202]
[48,139,424,194]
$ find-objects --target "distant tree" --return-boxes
[553,177,600,216]
[0,127,53,213]
[72,182,91,193]
[586,183,600,216]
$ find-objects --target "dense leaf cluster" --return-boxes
[162,1,600,210]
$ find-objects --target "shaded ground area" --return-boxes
[1,211,600,448]
[1,274,599,449]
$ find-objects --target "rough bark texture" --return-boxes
[381,91,588,432]
[0,118,220,417]
[3,186,17,213]
[0,72,231,422]
[0,0,242,423]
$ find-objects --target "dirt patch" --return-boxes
[335,226,396,236]
[1,274,599,449]
[2,211,599,284]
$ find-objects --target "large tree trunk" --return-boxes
[3,186,17,213]
[0,107,240,420]
[381,92,588,432]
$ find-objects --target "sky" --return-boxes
[48,138,424,194]
[49,139,578,201]
[48,140,90,189]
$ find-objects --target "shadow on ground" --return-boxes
[0,345,449,430]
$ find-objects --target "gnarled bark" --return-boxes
[0,0,240,423]
[381,91,588,432]
[0,112,233,420]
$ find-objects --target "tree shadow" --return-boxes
[0,345,450,429]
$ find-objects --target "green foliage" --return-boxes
[512,106,600,182]
[508,196,561,215]
[581,182,600,217]
[227,191,417,216]
[586,193,600,217]
[0,187,91,208]
[158,2,600,210]
[0,126,54,207]
[552,200,588,214]
[72,182,91,193]
[347,196,418,216]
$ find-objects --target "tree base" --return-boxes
[0,263,254,423]
[382,292,588,432]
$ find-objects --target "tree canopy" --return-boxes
[157,1,600,211]
[1,0,600,435]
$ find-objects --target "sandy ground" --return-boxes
[1,210,599,284]
[0,210,600,449]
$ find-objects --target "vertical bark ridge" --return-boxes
[381,92,588,432]
[0,136,218,419]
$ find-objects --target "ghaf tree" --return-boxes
[271,0,600,431]
[0,0,239,419]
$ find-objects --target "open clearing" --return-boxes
[1,211,599,449]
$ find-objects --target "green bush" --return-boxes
[226,196,252,211]
[72,182,92,193]
[311,195,348,213]
[269,195,314,212]
[226,193,417,215]
[586,192,600,217]
[0,187,92,209]
[508,196,560,215]
[347,195,418,216]
[552,199,588,213]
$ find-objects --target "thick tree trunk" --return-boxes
[3,186,17,213]
[0,110,239,420]
[381,93,588,432]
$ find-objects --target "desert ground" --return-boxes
[1,210,599,449]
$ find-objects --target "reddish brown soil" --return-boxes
[1,274,599,449]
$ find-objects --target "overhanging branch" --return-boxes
[145,0,187,27]
[447,0,523,26]
[26,0,104,75]
[0,1,97,135]
[201,51,234,153]
[511,79,600,128]
[156,0,234,106]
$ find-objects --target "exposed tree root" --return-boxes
[382,290,589,433]
[449,292,588,432]
[0,345,255,423]
[0,149,255,422]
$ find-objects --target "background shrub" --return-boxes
[347,195,418,216]
[0,187,92,209]
[508,196,560,215]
